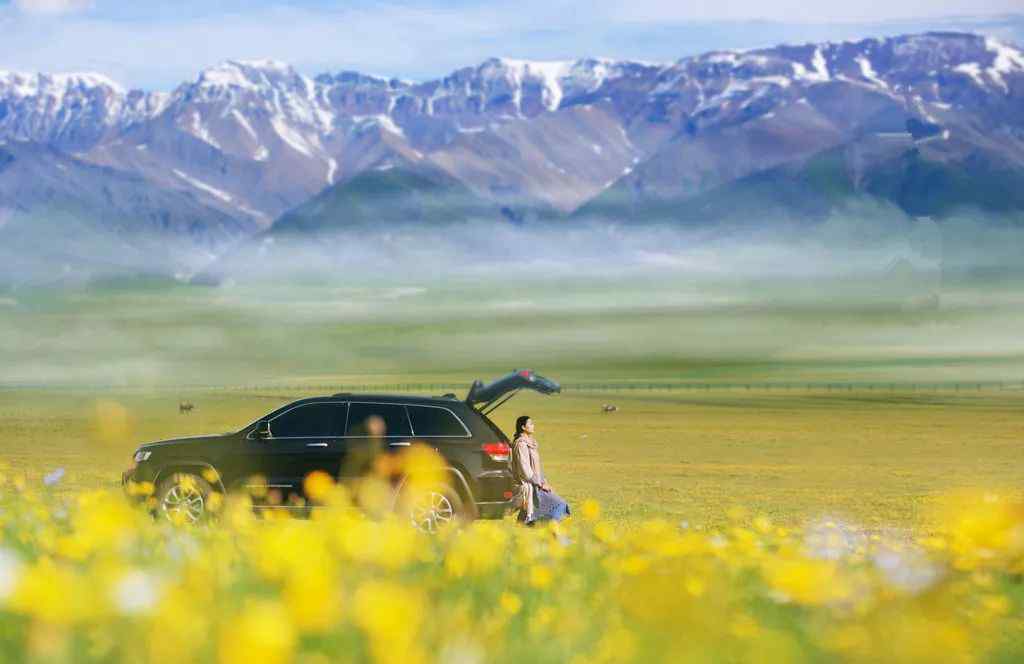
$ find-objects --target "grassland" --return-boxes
[2,276,1024,662]
[4,272,1024,388]
[3,382,1024,663]
[3,274,1024,530]
[3,385,1022,532]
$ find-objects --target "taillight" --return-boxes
[482,442,510,462]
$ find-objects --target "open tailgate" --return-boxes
[466,369,561,412]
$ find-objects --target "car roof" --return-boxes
[245,394,475,431]
[294,394,466,407]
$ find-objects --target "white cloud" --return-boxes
[13,0,93,15]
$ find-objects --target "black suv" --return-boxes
[123,370,560,530]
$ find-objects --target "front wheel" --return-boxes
[156,472,215,525]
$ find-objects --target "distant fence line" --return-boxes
[2,381,1023,393]
[230,381,1024,394]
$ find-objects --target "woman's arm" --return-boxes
[529,443,551,491]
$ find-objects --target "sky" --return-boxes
[0,1,1022,89]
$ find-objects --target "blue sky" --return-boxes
[1,1,1022,89]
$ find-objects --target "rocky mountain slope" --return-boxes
[0,142,255,284]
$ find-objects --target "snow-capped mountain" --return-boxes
[577,32,1024,221]
[75,56,665,222]
[0,71,166,150]
[1,31,1024,283]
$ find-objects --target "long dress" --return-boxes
[510,433,570,523]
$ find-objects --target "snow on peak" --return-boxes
[195,59,305,93]
[234,59,293,71]
[197,60,297,89]
[986,38,1024,71]
[497,57,575,77]
[490,58,575,112]
[58,72,125,92]
[483,57,653,112]
[855,56,889,90]
[705,52,739,65]
[955,62,986,87]
[197,62,261,90]
[0,70,125,97]
[188,60,336,132]
[809,48,831,82]
[985,37,1024,92]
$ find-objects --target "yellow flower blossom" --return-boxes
[529,565,553,589]
[581,499,601,521]
[499,592,522,615]
[353,580,426,664]
[219,599,295,664]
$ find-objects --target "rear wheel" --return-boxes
[403,484,469,534]
[156,472,214,525]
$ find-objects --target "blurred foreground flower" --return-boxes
[43,468,65,487]
[0,483,1020,663]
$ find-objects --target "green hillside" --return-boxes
[574,145,1024,225]
[269,165,504,235]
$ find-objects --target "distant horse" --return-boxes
[179,402,195,415]
[601,404,618,413]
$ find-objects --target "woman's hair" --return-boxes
[514,415,531,438]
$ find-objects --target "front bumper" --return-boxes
[122,469,140,501]
[122,467,156,502]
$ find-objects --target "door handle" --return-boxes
[307,442,329,448]
[389,442,411,447]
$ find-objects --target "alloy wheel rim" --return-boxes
[161,483,205,524]
[410,491,455,533]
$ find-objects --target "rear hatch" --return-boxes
[466,369,561,414]
[468,369,561,468]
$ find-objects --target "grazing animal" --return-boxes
[179,402,195,415]
[601,404,618,413]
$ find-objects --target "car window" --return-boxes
[408,405,469,437]
[270,403,345,438]
[346,403,412,437]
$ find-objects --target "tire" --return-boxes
[401,483,471,534]
[155,472,215,525]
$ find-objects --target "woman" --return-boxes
[510,415,570,524]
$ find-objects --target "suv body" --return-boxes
[123,370,560,525]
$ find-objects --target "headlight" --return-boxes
[134,450,152,463]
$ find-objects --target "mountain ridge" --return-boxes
[2,31,1024,283]
[2,32,1020,222]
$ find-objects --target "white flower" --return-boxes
[0,548,22,601]
[804,518,866,560]
[43,468,66,487]
[439,640,484,664]
[113,570,161,615]
[873,546,942,594]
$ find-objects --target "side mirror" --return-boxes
[255,421,271,439]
